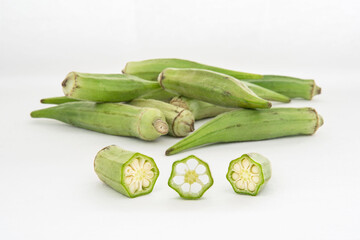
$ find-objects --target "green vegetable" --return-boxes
[244,82,290,103]
[62,72,160,102]
[94,145,159,198]
[159,68,271,109]
[170,96,235,120]
[244,76,321,100]
[130,98,195,137]
[30,102,168,141]
[123,58,321,100]
[166,107,324,155]
[40,96,80,104]
[137,88,177,102]
[227,153,271,196]
[168,155,213,199]
[123,58,262,81]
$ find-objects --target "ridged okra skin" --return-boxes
[123,58,321,100]
[94,145,160,198]
[137,88,177,102]
[123,58,262,81]
[40,96,80,104]
[62,72,160,102]
[168,155,214,199]
[244,82,290,103]
[227,153,271,196]
[170,96,235,120]
[245,75,321,100]
[159,68,272,109]
[166,107,324,155]
[130,99,195,137]
[31,102,168,141]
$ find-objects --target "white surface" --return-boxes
[1,1,360,239]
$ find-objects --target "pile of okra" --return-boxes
[31,58,323,199]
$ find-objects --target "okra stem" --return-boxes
[170,96,235,120]
[130,99,195,137]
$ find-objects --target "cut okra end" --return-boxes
[226,153,271,196]
[168,155,213,199]
[94,145,159,198]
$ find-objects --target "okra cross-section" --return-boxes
[94,145,159,198]
[168,155,213,199]
[226,153,271,196]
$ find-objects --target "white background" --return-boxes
[1,0,360,239]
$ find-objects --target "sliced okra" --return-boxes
[94,145,159,198]
[168,155,213,199]
[226,153,271,196]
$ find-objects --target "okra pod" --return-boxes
[31,102,168,141]
[123,58,262,81]
[62,72,160,102]
[129,99,194,137]
[244,75,321,100]
[166,107,324,155]
[94,145,160,198]
[40,96,80,104]
[170,96,235,120]
[168,155,213,199]
[123,58,321,100]
[159,68,272,109]
[137,88,177,102]
[227,153,271,196]
[244,82,290,103]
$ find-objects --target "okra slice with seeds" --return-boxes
[168,155,213,199]
[227,153,271,196]
[94,145,159,198]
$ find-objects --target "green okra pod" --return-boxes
[170,96,235,120]
[31,102,168,141]
[40,96,80,104]
[168,155,213,199]
[94,145,160,198]
[244,75,321,100]
[129,98,195,137]
[137,88,177,102]
[226,153,271,196]
[244,82,290,103]
[62,72,160,102]
[166,107,324,155]
[123,58,321,100]
[158,68,272,109]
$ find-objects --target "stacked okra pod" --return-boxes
[31,58,323,198]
